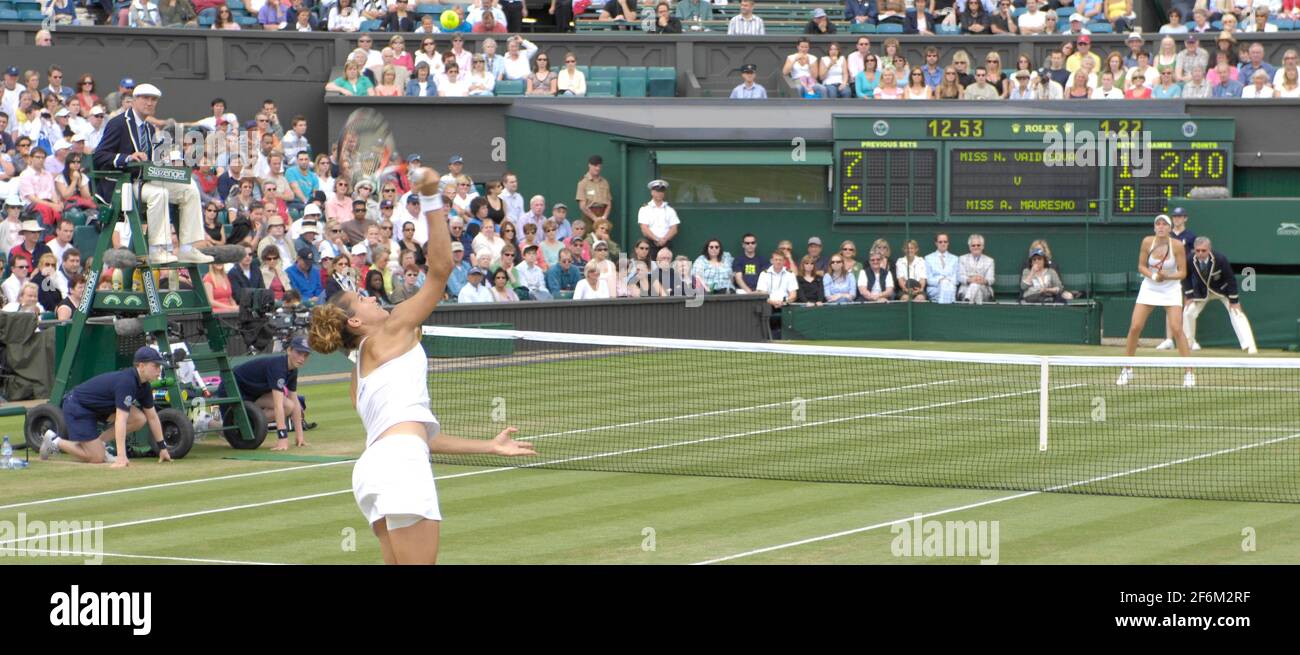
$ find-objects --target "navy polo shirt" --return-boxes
[733,254,764,290]
[67,368,154,415]
[231,354,298,399]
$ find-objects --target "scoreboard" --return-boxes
[833,116,1234,223]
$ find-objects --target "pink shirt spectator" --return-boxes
[1206,67,1238,86]
[18,167,56,204]
[393,51,414,73]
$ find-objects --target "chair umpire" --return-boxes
[91,83,213,265]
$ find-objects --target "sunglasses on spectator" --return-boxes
[841,246,855,252]
[264,256,279,261]
[743,240,756,245]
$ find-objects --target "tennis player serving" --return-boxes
[308,167,536,565]
[1117,213,1194,388]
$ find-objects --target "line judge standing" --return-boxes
[92,82,213,265]
[1183,236,1257,354]
[637,179,680,260]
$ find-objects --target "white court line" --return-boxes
[0,385,1054,549]
[3,380,962,511]
[524,379,961,441]
[692,430,1300,565]
[0,547,285,566]
[0,460,356,512]
[865,413,1299,433]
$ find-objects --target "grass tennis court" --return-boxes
[3,338,1300,565]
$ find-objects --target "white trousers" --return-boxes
[138,179,203,248]
[1184,291,1258,352]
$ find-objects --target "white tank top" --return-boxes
[1144,237,1180,289]
[355,335,440,448]
[790,55,813,80]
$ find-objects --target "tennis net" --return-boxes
[423,326,1300,503]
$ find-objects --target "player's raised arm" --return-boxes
[386,167,453,332]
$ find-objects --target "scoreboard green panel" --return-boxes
[833,115,1234,224]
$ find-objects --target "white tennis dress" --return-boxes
[351,335,443,529]
[1135,238,1182,307]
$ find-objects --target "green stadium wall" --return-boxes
[505,119,1300,348]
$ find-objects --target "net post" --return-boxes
[1038,357,1050,452]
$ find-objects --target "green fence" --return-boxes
[1101,275,1300,348]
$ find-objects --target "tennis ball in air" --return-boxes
[440,10,460,30]
[411,167,441,196]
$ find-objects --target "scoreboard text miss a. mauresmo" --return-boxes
[831,115,1234,224]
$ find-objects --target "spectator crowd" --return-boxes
[5,1,1293,321]
[741,29,1298,99]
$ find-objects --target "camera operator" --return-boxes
[218,335,314,451]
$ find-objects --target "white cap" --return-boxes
[70,133,86,143]
[4,196,22,207]
[53,140,71,152]
[302,204,322,216]
[55,108,70,117]
[1069,13,1086,22]
[351,243,368,255]
[132,83,162,98]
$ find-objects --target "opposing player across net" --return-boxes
[425,326,1300,504]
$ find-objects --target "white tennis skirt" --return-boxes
[352,433,441,528]
[1136,277,1183,307]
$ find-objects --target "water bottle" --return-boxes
[1,436,12,470]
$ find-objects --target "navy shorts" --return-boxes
[63,399,113,442]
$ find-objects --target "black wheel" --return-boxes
[23,404,66,451]
[155,408,195,459]
[223,400,268,450]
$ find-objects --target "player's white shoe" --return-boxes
[1155,339,1174,350]
[39,429,59,460]
[1190,341,1202,351]
[1183,372,1196,388]
[1116,368,1133,386]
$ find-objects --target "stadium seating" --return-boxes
[587,79,616,97]
[1091,272,1128,295]
[1061,273,1091,297]
[495,79,525,96]
[589,66,620,95]
[618,67,648,98]
[647,67,677,97]
[994,274,1021,299]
